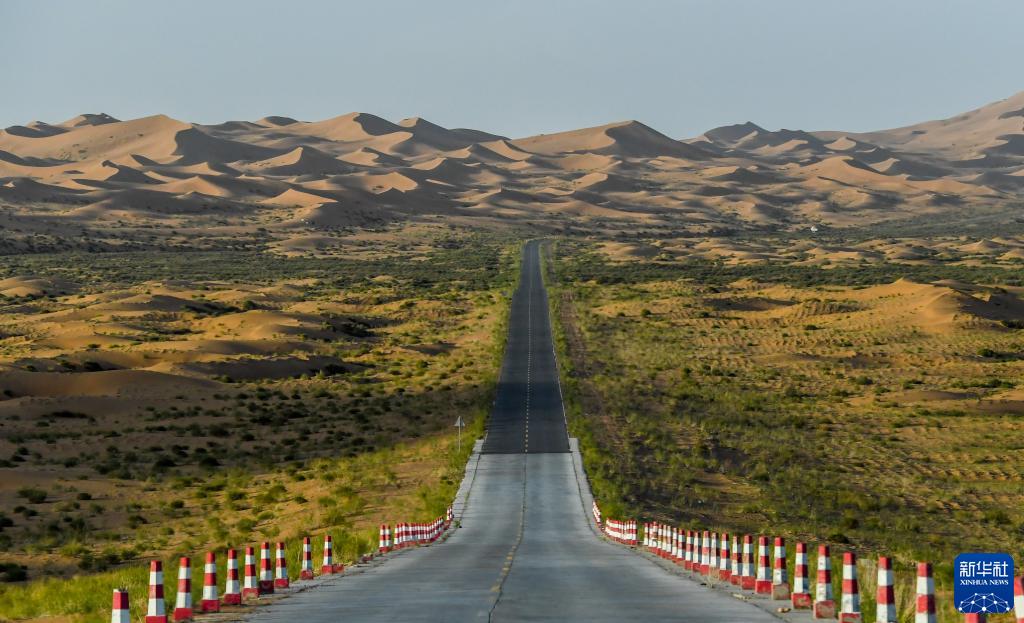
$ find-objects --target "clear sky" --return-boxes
[2,0,1022,139]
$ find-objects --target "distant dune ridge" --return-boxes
[2,90,1024,231]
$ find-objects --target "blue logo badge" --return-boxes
[954,553,1014,614]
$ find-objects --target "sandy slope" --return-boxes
[0,92,1022,243]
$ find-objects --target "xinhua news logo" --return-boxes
[953,553,1014,614]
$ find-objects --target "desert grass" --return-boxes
[549,240,1024,622]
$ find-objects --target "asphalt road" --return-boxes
[245,240,777,622]
[482,240,568,454]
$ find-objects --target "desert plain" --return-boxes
[1,90,1024,620]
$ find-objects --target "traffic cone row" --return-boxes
[120,535,361,620]
[114,503,461,619]
[391,513,453,549]
[627,520,997,621]
[602,518,638,545]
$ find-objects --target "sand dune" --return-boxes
[247,146,352,176]
[513,121,711,160]
[1,92,1022,236]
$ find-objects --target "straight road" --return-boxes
[247,240,776,622]
[481,239,568,454]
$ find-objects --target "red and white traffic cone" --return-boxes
[242,546,259,599]
[814,545,835,619]
[731,535,741,585]
[446,505,453,526]
[274,542,289,589]
[755,536,772,595]
[146,560,168,623]
[322,535,335,574]
[1014,576,1024,623]
[173,557,192,622]
[223,548,242,605]
[839,552,861,622]
[258,542,274,594]
[772,537,790,600]
[718,533,731,582]
[200,552,219,613]
[112,588,130,623]
[740,535,756,590]
[917,562,936,623]
[681,530,691,570]
[380,525,390,553]
[792,542,811,608]
[300,537,314,580]
[709,532,720,578]
[877,556,896,623]
[698,531,709,575]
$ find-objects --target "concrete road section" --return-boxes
[245,241,779,622]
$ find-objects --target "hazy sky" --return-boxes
[2,0,1022,138]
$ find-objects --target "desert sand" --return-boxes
[1,91,1023,251]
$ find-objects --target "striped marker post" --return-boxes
[112,588,130,623]
[772,537,790,600]
[200,552,219,613]
[173,557,192,622]
[683,530,693,570]
[1015,576,1024,623]
[740,535,756,590]
[380,524,391,553]
[700,531,711,575]
[300,537,314,580]
[242,546,259,599]
[814,545,835,619]
[258,542,274,594]
[755,536,772,595]
[718,533,731,582]
[916,562,936,623]
[839,552,861,622]
[322,535,335,574]
[731,534,741,585]
[877,556,897,623]
[274,542,289,589]
[146,560,168,623]
[708,532,720,578]
[223,549,242,605]
[792,542,811,608]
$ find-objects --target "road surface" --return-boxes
[246,240,777,622]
